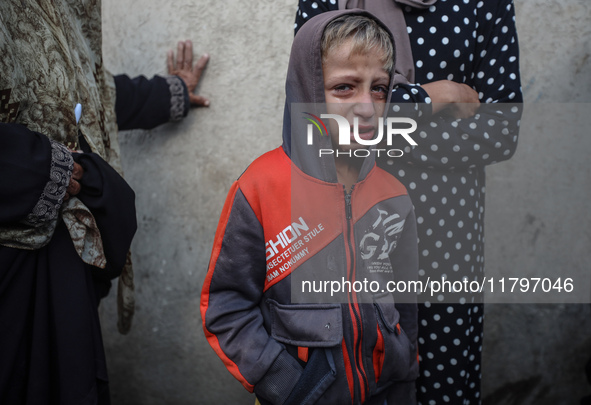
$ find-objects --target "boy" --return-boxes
[201,10,418,405]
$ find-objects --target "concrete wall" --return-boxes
[100,1,591,404]
[481,1,591,403]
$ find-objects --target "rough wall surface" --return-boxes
[100,1,591,404]
[481,1,591,403]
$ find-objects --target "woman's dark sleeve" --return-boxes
[114,74,189,131]
[0,123,72,225]
[73,152,137,278]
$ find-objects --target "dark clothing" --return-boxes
[0,71,183,404]
[0,0,188,402]
[0,125,137,404]
[114,74,190,131]
[296,1,523,404]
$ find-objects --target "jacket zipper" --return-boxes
[343,185,369,403]
[345,187,353,221]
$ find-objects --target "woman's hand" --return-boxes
[167,40,210,107]
[422,80,480,119]
[64,161,84,201]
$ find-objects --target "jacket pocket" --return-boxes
[372,294,412,386]
[283,347,337,405]
[267,299,343,347]
[266,299,341,405]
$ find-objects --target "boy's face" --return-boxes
[322,38,390,151]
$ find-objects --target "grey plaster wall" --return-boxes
[100,1,591,404]
[481,1,591,403]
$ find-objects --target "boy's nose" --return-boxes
[352,93,377,119]
[353,102,376,118]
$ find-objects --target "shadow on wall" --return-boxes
[584,358,591,405]
[484,366,591,405]
[483,375,547,405]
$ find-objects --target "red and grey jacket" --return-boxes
[202,145,418,405]
[201,9,419,405]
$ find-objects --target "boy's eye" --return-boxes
[372,85,388,99]
[334,84,353,92]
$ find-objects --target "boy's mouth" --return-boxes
[351,125,376,141]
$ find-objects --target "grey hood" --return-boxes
[281,9,397,184]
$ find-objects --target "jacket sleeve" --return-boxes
[201,182,303,404]
[388,0,523,171]
[0,123,72,226]
[114,74,189,131]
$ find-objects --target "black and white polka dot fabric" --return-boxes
[295,1,522,404]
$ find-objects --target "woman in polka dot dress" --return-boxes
[295,1,522,404]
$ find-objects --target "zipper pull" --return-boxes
[344,185,354,220]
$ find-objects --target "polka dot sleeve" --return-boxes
[294,0,337,35]
[390,0,523,171]
[471,0,522,104]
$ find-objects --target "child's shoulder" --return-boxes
[238,146,291,185]
[368,165,409,197]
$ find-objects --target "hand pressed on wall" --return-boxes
[167,40,210,107]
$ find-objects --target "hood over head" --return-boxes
[281,9,397,184]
